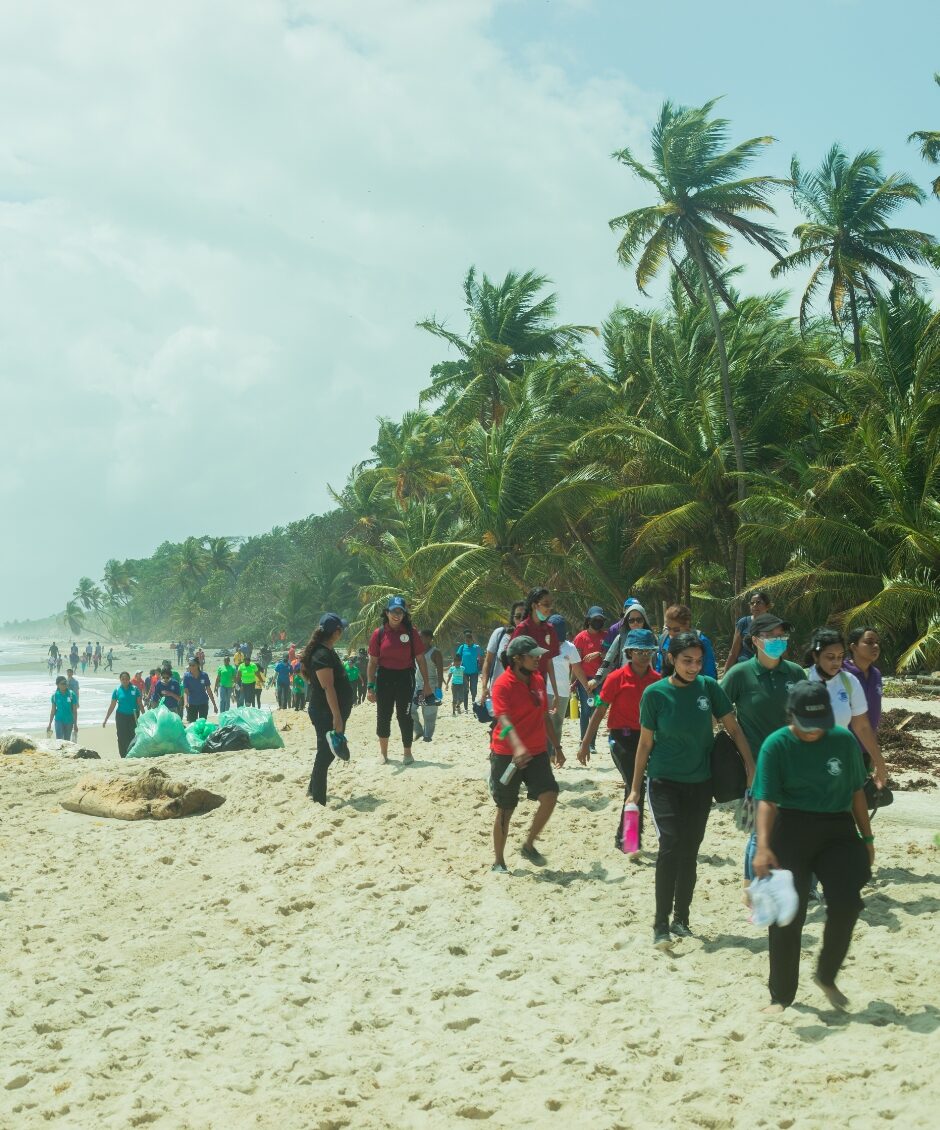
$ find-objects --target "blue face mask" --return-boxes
[761,638,789,660]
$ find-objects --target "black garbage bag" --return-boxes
[202,724,253,753]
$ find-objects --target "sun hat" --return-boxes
[506,635,548,659]
[747,869,799,928]
[624,628,658,651]
[788,681,835,732]
[319,612,348,633]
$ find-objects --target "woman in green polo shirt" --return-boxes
[752,681,873,1013]
[628,631,754,949]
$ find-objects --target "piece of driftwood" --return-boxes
[60,766,224,821]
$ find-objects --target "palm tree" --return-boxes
[909,73,940,197]
[362,411,453,506]
[172,537,209,590]
[102,559,137,606]
[204,536,236,576]
[61,600,86,636]
[73,577,103,613]
[772,145,934,362]
[609,99,788,594]
[418,267,596,427]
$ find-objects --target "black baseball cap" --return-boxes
[748,613,792,638]
[319,612,348,633]
[788,682,835,732]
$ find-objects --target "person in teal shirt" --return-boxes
[752,681,873,1013]
[47,675,78,741]
[628,631,753,949]
[103,671,144,757]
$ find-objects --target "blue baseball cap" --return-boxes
[386,595,407,611]
[623,596,639,610]
[624,628,658,651]
[587,606,606,620]
[547,613,568,641]
[319,612,348,633]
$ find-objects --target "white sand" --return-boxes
[2,702,939,1128]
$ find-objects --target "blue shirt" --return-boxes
[52,689,77,723]
[456,643,482,675]
[183,671,210,705]
[274,660,291,685]
[150,678,181,706]
[112,685,142,715]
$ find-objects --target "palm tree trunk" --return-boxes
[848,284,862,365]
[688,240,747,597]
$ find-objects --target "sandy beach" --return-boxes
[2,698,939,1129]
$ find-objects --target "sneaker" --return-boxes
[670,920,693,938]
[491,862,509,874]
[653,926,673,950]
[520,843,547,867]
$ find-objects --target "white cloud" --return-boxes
[0,0,660,620]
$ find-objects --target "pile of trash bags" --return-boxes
[127,705,284,759]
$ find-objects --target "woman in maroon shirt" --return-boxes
[367,596,434,764]
[510,588,562,704]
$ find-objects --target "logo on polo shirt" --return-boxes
[836,689,848,702]
[697,696,710,711]
[785,681,797,692]
[826,758,843,776]
[400,633,410,643]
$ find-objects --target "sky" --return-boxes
[1,0,938,622]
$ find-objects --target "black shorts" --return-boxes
[489,752,558,810]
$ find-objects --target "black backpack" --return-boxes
[710,730,747,802]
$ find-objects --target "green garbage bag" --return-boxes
[126,704,189,758]
[185,717,219,753]
[216,706,284,750]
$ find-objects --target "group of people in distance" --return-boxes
[297,587,891,1014]
[46,640,114,676]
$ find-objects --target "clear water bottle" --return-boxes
[621,802,640,854]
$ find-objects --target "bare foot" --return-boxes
[813,975,849,1011]
[761,1003,786,1015]
[402,753,415,764]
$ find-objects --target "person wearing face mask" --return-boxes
[627,632,754,948]
[477,601,526,706]
[572,606,608,749]
[721,614,806,760]
[752,682,874,1013]
[721,614,806,879]
[510,588,562,704]
[804,628,887,790]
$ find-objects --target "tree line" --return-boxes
[63,92,940,671]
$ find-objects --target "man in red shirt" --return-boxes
[578,629,660,854]
[489,636,564,873]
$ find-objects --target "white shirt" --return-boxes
[549,640,581,698]
[486,626,512,683]
[806,667,868,729]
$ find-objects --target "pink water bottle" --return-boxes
[621,803,640,854]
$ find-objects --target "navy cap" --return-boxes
[587,606,606,619]
[788,682,835,732]
[547,613,568,641]
[386,595,407,611]
[624,628,658,651]
[319,612,348,633]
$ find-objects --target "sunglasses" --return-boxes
[626,615,645,623]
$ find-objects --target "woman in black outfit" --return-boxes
[302,612,353,804]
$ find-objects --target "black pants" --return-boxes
[647,777,713,928]
[276,683,290,709]
[609,731,644,849]
[768,809,871,1007]
[375,667,415,746]
[116,712,137,758]
[186,703,209,722]
[307,702,351,804]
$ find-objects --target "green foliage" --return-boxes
[62,94,940,670]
